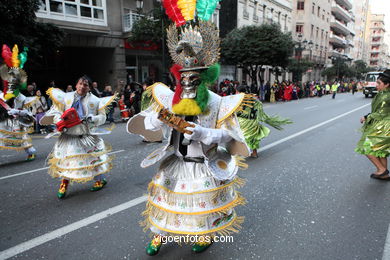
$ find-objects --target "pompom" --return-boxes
[200,63,220,84]
[162,0,186,26]
[2,45,13,67]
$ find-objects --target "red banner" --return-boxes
[124,40,159,51]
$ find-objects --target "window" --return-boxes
[297,1,304,10]
[312,3,315,14]
[36,0,106,26]
[316,27,319,39]
[317,6,320,17]
[296,24,303,33]
[311,24,314,38]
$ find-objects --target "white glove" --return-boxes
[8,109,20,116]
[184,123,232,145]
[18,110,30,117]
[144,112,164,131]
[86,114,96,123]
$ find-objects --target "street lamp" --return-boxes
[136,0,144,14]
[294,33,309,82]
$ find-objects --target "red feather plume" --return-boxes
[2,45,13,68]
[162,0,186,27]
[3,80,8,94]
[170,64,183,105]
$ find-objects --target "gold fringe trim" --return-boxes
[0,128,34,135]
[48,162,113,183]
[216,94,257,128]
[48,155,114,171]
[0,144,32,151]
[0,137,32,144]
[141,214,245,237]
[98,93,119,112]
[23,96,39,108]
[148,176,246,195]
[234,155,248,169]
[46,88,64,110]
[145,192,246,216]
[49,142,113,160]
[151,82,169,109]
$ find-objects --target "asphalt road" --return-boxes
[1,92,389,260]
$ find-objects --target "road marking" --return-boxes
[0,196,147,260]
[0,103,371,258]
[258,103,370,152]
[383,224,390,260]
[304,105,318,110]
[0,150,125,181]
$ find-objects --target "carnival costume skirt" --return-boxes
[0,119,33,151]
[48,134,112,182]
[355,118,390,158]
[143,154,246,238]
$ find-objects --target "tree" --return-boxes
[352,60,369,80]
[321,57,354,80]
[287,58,313,82]
[128,2,169,44]
[221,23,294,86]
[0,0,64,67]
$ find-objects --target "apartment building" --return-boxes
[329,0,355,65]
[292,0,331,82]
[219,0,293,83]
[366,14,388,70]
[35,0,179,89]
[352,0,369,61]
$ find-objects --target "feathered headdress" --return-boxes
[1,44,28,100]
[162,0,221,115]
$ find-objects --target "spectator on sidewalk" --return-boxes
[91,82,102,97]
[102,85,115,123]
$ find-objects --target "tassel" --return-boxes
[162,0,186,26]
[11,45,20,68]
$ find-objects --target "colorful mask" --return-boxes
[1,44,28,100]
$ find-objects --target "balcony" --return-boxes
[330,18,352,36]
[328,49,344,58]
[335,0,352,10]
[123,12,143,32]
[329,34,347,47]
[370,48,381,53]
[346,40,354,47]
[331,3,352,23]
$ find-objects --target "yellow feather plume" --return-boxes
[11,44,20,68]
[172,98,202,115]
[177,0,196,21]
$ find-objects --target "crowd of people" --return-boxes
[218,78,361,102]
[24,77,363,135]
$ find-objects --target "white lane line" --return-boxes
[0,196,147,260]
[0,104,370,259]
[258,103,370,152]
[383,224,390,260]
[0,150,125,181]
[304,105,318,110]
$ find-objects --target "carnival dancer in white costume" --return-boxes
[0,44,37,161]
[41,75,116,199]
[127,16,256,254]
